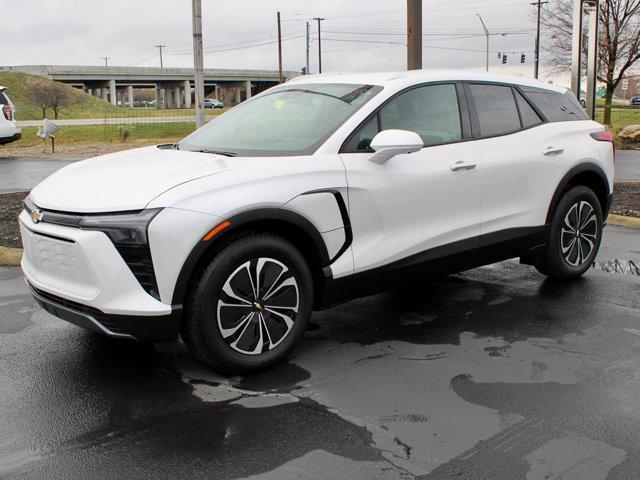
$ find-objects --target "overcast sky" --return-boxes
[2,0,564,83]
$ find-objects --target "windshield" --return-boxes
[179,83,382,156]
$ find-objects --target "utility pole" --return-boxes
[102,57,110,67]
[305,21,310,74]
[476,14,490,72]
[531,0,548,79]
[277,12,283,83]
[155,44,166,68]
[192,0,205,128]
[313,17,325,73]
[407,0,422,70]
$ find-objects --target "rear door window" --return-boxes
[468,84,521,137]
[520,88,588,122]
[514,90,543,128]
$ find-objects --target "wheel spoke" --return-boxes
[217,256,299,356]
[562,237,576,255]
[219,312,254,339]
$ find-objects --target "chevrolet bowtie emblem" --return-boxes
[30,208,43,224]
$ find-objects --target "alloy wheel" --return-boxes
[560,200,598,267]
[216,258,299,355]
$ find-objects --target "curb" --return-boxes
[608,214,640,229]
[0,246,22,267]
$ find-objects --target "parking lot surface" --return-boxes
[0,225,638,479]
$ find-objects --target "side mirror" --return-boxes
[368,129,423,164]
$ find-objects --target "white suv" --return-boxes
[0,87,21,144]
[20,71,614,372]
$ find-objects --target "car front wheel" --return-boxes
[181,233,313,373]
[536,185,603,280]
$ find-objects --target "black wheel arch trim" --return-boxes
[171,204,339,307]
[546,162,611,223]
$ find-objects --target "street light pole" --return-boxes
[476,14,490,72]
[192,0,205,128]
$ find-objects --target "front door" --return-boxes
[339,83,482,286]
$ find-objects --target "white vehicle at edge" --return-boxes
[20,70,614,372]
[0,86,21,144]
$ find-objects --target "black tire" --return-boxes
[536,185,603,280]
[181,233,314,373]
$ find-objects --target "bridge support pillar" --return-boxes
[87,87,93,96]
[164,88,171,109]
[102,86,109,102]
[245,81,252,99]
[109,79,117,105]
[236,87,241,104]
[174,85,182,108]
[127,85,134,109]
[155,85,161,109]
[183,80,191,108]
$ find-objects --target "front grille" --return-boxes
[115,244,160,300]
[31,285,103,315]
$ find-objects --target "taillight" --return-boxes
[590,130,615,161]
[590,131,614,142]
[2,105,12,121]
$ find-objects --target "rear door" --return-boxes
[339,82,482,282]
[465,83,551,238]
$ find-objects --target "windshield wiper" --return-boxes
[190,149,237,157]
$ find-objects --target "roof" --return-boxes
[286,69,565,93]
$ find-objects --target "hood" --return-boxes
[30,146,246,213]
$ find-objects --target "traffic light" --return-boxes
[521,54,526,63]
[502,54,507,64]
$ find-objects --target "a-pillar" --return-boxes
[183,80,191,108]
[174,85,182,108]
[127,85,134,110]
[245,80,252,99]
[109,79,117,105]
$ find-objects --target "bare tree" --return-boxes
[29,81,73,119]
[540,0,640,124]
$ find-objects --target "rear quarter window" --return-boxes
[520,88,588,122]
[0,92,8,105]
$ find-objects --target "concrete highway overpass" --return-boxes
[1,65,298,108]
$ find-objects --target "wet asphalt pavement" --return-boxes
[1,225,639,479]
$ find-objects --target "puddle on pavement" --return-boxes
[592,260,640,276]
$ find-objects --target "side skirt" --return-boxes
[318,225,548,309]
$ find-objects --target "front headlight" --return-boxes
[79,208,162,245]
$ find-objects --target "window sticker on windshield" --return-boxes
[276,100,285,110]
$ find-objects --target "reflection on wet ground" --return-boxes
[1,226,640,479]
[593,259,640,275]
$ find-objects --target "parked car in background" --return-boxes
[21,71,614,372]
[0,86,21,144]
[631,94,640,106]
[204,98,224,109]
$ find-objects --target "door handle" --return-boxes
[543,146,564,156]
[450,161,477,172]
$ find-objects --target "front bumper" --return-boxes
[19,210,180,341]
[27,281,180,341]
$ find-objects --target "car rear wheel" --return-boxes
[536,185,603,280]
[181,233,313,373]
